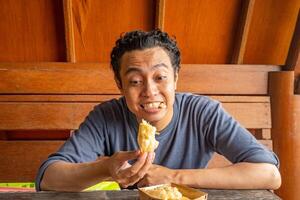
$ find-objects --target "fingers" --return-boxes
[118,152,147,177]
[114,150,140,164]
[118,152,155,188]
[119,152,155,176]
[127,153,154,186]
[107,151,139,180]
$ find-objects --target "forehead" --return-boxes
[120,47,172,72]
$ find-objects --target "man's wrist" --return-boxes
[171,169,203,187]
[171,169,182,185]
[95,156,112,180]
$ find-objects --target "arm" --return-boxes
[41,151,154,191]
[138,162,281,190]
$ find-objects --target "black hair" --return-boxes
[110,29,181,87]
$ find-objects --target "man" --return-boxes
[36,29,281,191]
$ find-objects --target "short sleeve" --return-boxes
[202,100,279,167]
[35,105,107,191]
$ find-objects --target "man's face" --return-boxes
[118,47,178,131]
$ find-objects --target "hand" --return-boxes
[107,151,154,188]
[137,164,176,187]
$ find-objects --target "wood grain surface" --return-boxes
[71,0,155,62]
[0,0,66,61]
[164,0,241,64]
[0,101,271,130]
[0,63,280,94]
[244,0,300,64]
[0,189,281,200]
[0,140,64,182]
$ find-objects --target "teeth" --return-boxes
[159,102,166,108]
[143,102,166,109]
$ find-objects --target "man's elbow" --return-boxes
[268,164,281,190]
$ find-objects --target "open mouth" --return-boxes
[140,102,166,109]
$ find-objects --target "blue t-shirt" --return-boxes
[35,93,279,191]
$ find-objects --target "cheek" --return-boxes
[164,82,176,97]
[124,88,141,107]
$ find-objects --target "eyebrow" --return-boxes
[124,63,169,76]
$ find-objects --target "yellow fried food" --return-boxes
[138,119,159,152]
[146,185,186,200]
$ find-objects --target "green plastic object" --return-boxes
[84,181,120,191]
[0,181,120,191]
[0,182,35,189]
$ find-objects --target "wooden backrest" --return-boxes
[0,63,280,182]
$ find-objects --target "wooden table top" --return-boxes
[0,189,281,200]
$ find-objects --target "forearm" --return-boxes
[172,162,281,190]
[40,157,111,191]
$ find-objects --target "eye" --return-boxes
[129,79,143,86]
[156,75,167,81]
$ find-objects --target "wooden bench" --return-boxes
[0,62,280,182]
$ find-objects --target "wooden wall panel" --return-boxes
[177,64,280,95]
[0,103,96,130]
[0,0,66,61]
[0,101,271,130]
[0,63,280,95]
[244,0,300,65]
[0,63,118,94]
[72,0,155,62]
[164,0,241,63]
[0,141,64,182]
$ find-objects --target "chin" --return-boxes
[140,113,165,124]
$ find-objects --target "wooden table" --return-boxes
[0,189,281,199]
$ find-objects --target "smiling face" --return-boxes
[118,47,178,131]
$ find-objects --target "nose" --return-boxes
[142,79,158,97]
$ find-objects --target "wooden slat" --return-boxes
[0,95,120,102]
[0,101,271,130]
[178,65,280,94]
[155,0,166,30]
[63,0,76,62]
[0,95,270,103]
[284,9,300,94]
[231,0,255,64]
[0,140,64,182]
[0,63,118,94]
[207,140,272,169]
[284,9,300,72]
[222,103,271,129]
[262,129,271,139]
[0,103,95,130]
[210,96,270,103]
[0,63,280,94]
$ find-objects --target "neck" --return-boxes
[152,109,173,132]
